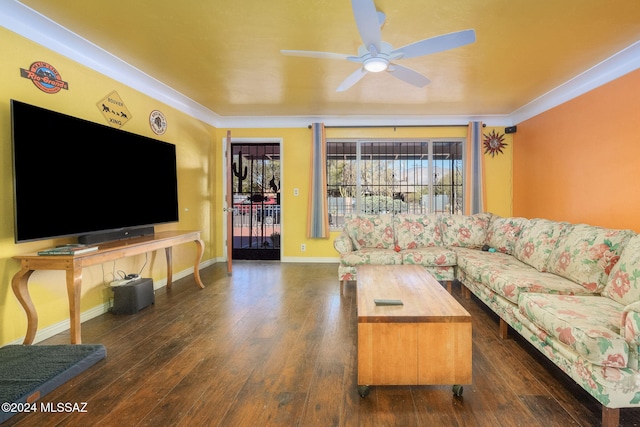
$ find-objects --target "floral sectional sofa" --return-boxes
[334,213,640,426]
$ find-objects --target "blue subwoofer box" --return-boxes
[111,278,155,315]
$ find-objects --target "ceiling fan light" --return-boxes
[363,57,388,72]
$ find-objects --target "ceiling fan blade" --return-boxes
[391,29,476,59]
[336,67,368,92]
[351,0,382,52]
[280,50,351,60]
[387,64,431,88]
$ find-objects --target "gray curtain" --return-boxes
[307,123,330,238]
[465,121,485,214]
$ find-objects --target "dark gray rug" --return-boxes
[0,344,106,423]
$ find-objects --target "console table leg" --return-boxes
[165,247,174,289]
[11,268,37,345]
[66,268,83,344]
[194,239,205,289]
[164,239,205,290]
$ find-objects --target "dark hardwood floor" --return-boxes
[7,261,640,426]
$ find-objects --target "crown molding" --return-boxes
[214,114,513,129]
[510,40,640,125]
[0,1,220,126]
[3,1,638,129]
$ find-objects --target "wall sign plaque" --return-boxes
[149,110,167,135]
[97,91,131,128]
[20,61,69,94]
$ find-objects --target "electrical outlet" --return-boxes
[293,188,299,196]
[300,243,306,252]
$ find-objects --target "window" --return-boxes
[327,139,464,228]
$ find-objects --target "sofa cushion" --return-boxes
[454,247,530,283]
[394,214,441,249]
[518,293,628,368]
[546,224,633,292]
[454,248,591,304]
[485,216,529,254]
[340,248,402,267]
[439,213,492,248]
[400,247,457,267]
[344,214,395,250]
[513,219,570,272]
[602,234,640,306]
[486,267,596,304]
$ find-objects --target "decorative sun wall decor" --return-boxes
[483,130,508,157]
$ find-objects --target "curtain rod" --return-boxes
[308,124,485,129]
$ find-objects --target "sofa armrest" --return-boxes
[333,230,354,254]
[623,301,640,340]
[622,301,640,369]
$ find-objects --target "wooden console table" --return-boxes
[12,230,205,345]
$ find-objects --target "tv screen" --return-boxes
[11,100,179,243]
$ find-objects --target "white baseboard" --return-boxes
[7,302,111,345]
[221,256,339,264]
[280,257,339,263]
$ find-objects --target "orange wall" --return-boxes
[513,68,640,232]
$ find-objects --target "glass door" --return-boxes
[231,143,281,260]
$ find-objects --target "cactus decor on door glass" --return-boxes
[231,144,281,260]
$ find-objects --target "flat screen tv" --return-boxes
[10,99,179,244]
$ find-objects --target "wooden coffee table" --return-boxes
[356,265,472,397]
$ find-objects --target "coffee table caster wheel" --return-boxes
[358,385,371,398]
[452,385,463,397]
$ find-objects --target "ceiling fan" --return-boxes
[281,0,476,92]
